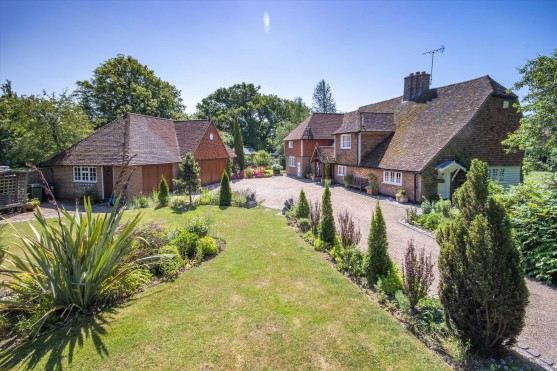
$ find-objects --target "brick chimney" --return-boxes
[403,71,431,101]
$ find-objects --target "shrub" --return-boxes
[129,193,150,209]
[309,200,321,235]
[375,264,403,296]
[245,167,254,178]
[402,238,434,311]
[421,197,433,214]
[185,214,209,237]
[173,230,199,259]
[252,150,272,168]
[158,176,170,206]
[169,196,189,210]
[365,202,392,286]
[434,198,452,218]
[413,212,443,231]
[196,236,218,258]
[406,207,419,223]
[394,290,411,316]
[336,210,361,248]
[437,159,528,353]
[319,182,335,247]
[226,157,233,179]
[295,189,310,219]
[282,197,295,215]
[104,268,153,301]
[132,222,169,257]
[331,243,365,278]
[219,171,231,206]
[1,198,145,333]
[158,245,183,277]
[298,218,310,233]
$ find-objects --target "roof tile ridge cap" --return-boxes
[126,112,175,121]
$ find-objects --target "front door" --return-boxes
[103,166,114,199]
[297,162,301,177]
[437,170,451,199]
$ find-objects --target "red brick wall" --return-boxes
[334,133,358,166]
[194,123,229,161]
[302,139,333,157]
[285,139,333,177]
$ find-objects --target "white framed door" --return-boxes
[437,171,450,199]
[297,162,301,177]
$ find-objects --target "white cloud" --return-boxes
[264,12,270,33]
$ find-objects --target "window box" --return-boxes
[340,134,351,149]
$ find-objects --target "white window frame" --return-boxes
[288,141,293,148]
[338,165,346,176]
[340,134,351,149]
[488,168,505,182]
[288,156,295,167]
[383,170,402,186]
[73,166,97,183]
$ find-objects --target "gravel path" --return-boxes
[232,175,557,365]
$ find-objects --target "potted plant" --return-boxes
[343,174,353,188]
[366,173,379,195]
[26,198,40,211]
[396,189,408,203]
[271,163,282,176]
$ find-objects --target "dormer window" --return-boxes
[340,134,351,149]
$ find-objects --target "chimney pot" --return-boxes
[422,71,426,74]
[409,72,414,76]
[403,70,431,101]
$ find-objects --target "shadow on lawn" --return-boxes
[0,311,114,370]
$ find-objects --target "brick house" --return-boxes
[44,113,230,200]
[289,73,523,202]
[283,113,344,177]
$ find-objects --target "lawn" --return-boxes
[1,206,448,370]
[524,171,553,184]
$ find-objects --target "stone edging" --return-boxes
[397,217,436,239]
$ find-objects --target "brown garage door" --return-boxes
[199,159,227,185]
[142,164,174,194]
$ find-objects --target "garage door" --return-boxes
[199,159,227,185]
[142,164,174,193]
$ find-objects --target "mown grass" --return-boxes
[1,206,449,370]
[524,171,552,184]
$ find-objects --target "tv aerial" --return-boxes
[423,45,445,85]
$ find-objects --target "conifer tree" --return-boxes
[233,119,245,171]
[365,202,392,286]
[437,159,528,353]
[158,175,170,206]
[319,182,335,246]
[176,152,201,206]
[226,157,233,178]
[296,189,310,219]
[219,170,231,206]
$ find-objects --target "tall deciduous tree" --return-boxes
[437,159,528,353]
[75,54,186,128]
[503,50,557,172]
[312,80,337,113]
[175,153,201,206]
[233,119,245,171]
[0,81,93,167]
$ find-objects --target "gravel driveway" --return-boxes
[232,175,557,366]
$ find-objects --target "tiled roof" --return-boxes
[334,111,395,134]
[358,75,514,172]
[45,113,216,166]
[284,113,344,141]
[311,146,336,163]
[225,145,237,158]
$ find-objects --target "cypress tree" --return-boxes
[219,170,231,206]
[226,157,233,178]
[158,175,170,206]
[296,189,310,219]
[437,159,528,353]
[318,182,335,246]
[365,201,392,286]
[233,119,245,171]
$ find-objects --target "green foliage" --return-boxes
[297,218,310,233]
[219,171,232,206]
[318,182,335,247]
[413,213,444,231]
[175,152,201,206]
[252,150,272,168]
[185,214,209,237]
[0,81,93,167]
[330,243,365,278]
[75,54,186,127]
[0,198,144,334]
[233,118,246,170]
[169,196,189,211]
[365,202,392,286]
[226,158,233,178]
[503,49,557,172]
[312,79,337,113]
[106,268,153,301]
[173,231,199,260]
[158,245,183,278]
[196,236,218,258]
[128,193,151,209]
[295,189,310,219]
[437,159,528,353]
[502,182,557,284]
[157,176,170,206]
[131,222,169,257]
[375,264,403,297]
[402,238,434,311]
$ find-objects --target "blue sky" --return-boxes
[0,0,555,114]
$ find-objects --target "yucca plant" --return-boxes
[1,197,146,331]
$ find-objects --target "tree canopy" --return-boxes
[503,49,557,172]
[75,54,186,128]
[0,81,93,167]
[196,83,310,152]
[312,79,337,113]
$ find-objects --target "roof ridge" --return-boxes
[126,112,176,121]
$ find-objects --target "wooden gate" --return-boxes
[198,159,227,185]
[142,164,174,194]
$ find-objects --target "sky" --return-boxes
[0,0,556,114]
